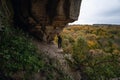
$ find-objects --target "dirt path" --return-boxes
[32,39,81,80]
[33,40,64,60]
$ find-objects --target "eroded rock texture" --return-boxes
[1,0,82,42]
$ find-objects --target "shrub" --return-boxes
[0,26,44,79]
[72,37,89,63]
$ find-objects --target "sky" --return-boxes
[71,0,120,25]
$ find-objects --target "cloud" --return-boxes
[71,0,120,24]
[100,8,120,17]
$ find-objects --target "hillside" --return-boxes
[60,25,120,80]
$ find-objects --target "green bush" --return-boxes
[0,26,44,79]
[72,37,89,64]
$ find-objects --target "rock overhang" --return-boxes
[1,0,82,42]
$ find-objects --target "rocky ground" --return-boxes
[32,39,81,80]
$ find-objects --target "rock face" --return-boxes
[0,0,82,42]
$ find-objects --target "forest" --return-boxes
[56,25,120,80]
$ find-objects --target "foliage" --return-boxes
[62,25,120,80]
[0,26,45,79]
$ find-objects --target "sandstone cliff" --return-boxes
[0,0,82,80]
[0,0,82,42]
